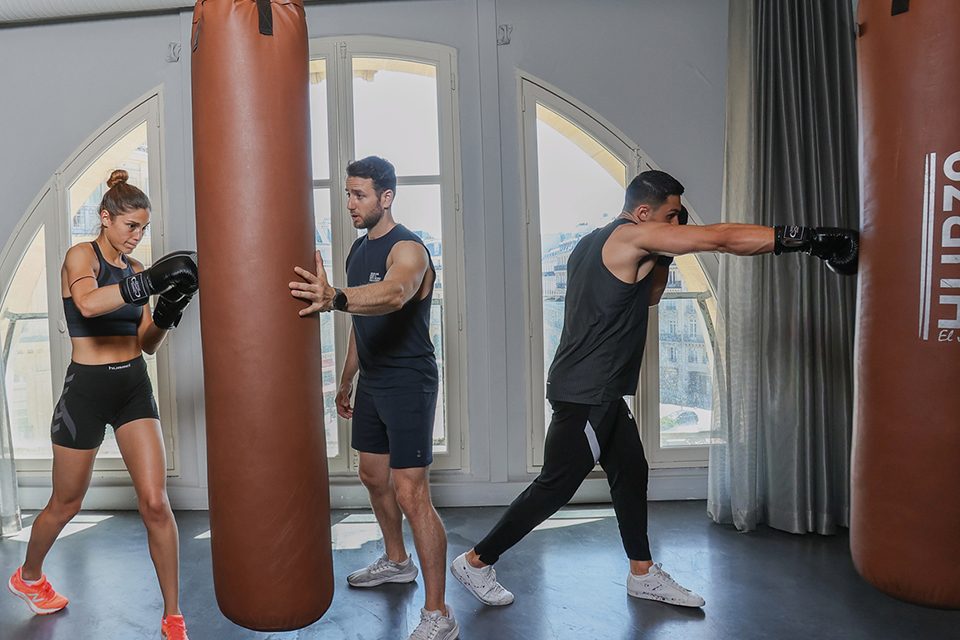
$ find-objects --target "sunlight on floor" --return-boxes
[331,513,384,550]
[190,508,616,545]
[9,514,112,543]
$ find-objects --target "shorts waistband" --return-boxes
[68,355,146,371]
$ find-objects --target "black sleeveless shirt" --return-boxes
[345,224,439,392]
[546,218,654,404]
[63,242,142,337]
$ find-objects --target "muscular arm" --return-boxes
[341,242,430,316]
[602,222,773,288]
[290,241,431,316]
[628,222,775,259]
[64,245,128,317]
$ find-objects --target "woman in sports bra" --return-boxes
[6,170,199,640]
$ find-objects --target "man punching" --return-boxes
[450,169,857,609]
[290,156,458,640]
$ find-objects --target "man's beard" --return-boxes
[358,204,384,229]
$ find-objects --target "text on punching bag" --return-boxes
[920,151,960,343]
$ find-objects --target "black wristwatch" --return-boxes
[332,288,349,312]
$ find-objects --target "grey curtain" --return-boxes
[707,0,859,534]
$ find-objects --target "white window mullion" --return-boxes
[434,45,465,470]
[144,95,178,473]
[47,178,71,408]
[334,40,361,472]
[520,81,547,469]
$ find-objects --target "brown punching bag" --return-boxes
[191,0,333,629]
[853,0,960,609]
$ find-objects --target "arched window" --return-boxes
[520,77,714,468]
[0,94,178,473]
[308,37,466,472]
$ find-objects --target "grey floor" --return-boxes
[1,501,957,640]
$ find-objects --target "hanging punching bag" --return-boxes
[191,0,333,629]
[852,0,960,608]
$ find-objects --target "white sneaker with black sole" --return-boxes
[627,563,705,607]
[346,553,419,588]
[449,552,515,606]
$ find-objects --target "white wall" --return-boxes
[0,0,728,509]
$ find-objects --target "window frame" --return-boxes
[309,36,468,472]
[1,92,179,476]
[519,75,715,470]
[640,286,715,466]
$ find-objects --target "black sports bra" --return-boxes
[62,242,142,338]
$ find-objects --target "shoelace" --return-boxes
[36,580,56,600]
[369,555,394,574]
[651,564,692,593]
[476,567,508,599]
[410,612,444,640]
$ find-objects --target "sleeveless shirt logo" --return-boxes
[369,272,382,283]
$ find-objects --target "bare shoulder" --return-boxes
[63,242,97,271]
[607,220,655,258]
[388,240,429,266]
[65,242,96,261]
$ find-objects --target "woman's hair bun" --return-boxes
[107,169,129,189]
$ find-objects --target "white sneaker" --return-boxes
[409,604,459,640]
[627,563,705,607]
[346,553,419,588]
[449,552,515,606]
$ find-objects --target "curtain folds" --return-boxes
[707,0,859,534]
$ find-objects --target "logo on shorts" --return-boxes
[369,272,382,283]
[108,363,132,371]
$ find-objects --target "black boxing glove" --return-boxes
[152,291,195,330]
[773,226,859,275]
[818,228,859,275]
[120,251,198,305]
[656,205,690,267]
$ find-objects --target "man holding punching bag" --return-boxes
[290,157,458,640]
[449,170,858,611]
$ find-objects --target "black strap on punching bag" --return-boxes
[257,0,273,35]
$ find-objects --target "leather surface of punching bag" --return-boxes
[191,0,333,629]
[853,0,960,609]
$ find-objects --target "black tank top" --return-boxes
[546,218,654,404]
[345,224,439,391]
[63,242,142,337]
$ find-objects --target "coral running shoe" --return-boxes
[161,614,189,640]
[7,567,69,615]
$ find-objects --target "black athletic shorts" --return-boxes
[50,356,160,450]
[351,383,438,469]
